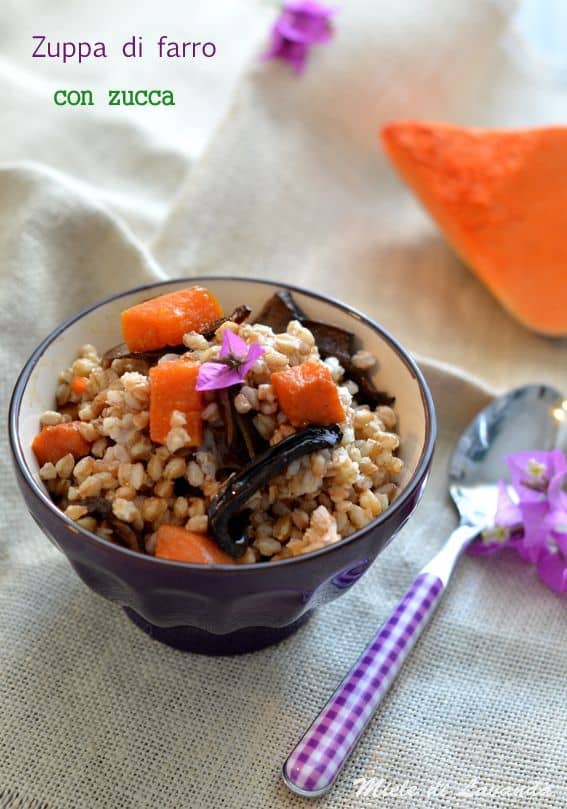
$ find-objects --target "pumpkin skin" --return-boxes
[381,121,567,337]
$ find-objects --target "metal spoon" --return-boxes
[283,383,565,798]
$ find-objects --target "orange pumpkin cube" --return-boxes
[32,421,91,466]
[271,360,345,428]
[121,286,223,352]
[149,360,203,446]
[155,525,235,565]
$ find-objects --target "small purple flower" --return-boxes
[262,1,337,75]
[506,450,565,501]
[468,450,567,595]
[195,330,265,392]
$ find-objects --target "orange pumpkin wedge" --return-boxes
[381,121,567,336]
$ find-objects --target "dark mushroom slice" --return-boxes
[213,388,268,471]
[109,517,146,554]
[74,498,146,553]
[217,389,236,450]
[344,366,395,408]
[201,304,252,340]
[101,342,185,369]
[233,410,263,461]
[301,319,354,366]
[208,424,342,558]
[254,290,306,333]
[75,496,114,520]
[224,387,267,461]
[101,342,132,367]
[214,388,244,468]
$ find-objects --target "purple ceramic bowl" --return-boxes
[9,277,436,655]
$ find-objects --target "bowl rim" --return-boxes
[9,275,437,573]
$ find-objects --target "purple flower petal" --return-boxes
[551,447,567,474]
[277,1,336,44]
[494,480,522,527]
[517,499,549,563]
[195,362,243,391]
[240,341,265,376]
[548,468,567,512]
[536,548,567,594]
[220,329,248,361]
[262,30,309,73]
[546,508,567,554]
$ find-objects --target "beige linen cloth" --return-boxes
[1,1,566,807]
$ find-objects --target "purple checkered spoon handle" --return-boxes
[282,524,479,798]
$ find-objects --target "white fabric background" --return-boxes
[1,1,566,807]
